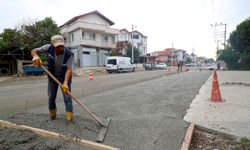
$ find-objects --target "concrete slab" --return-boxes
[184,71,250,139]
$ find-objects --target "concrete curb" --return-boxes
[180,123,241,150]
[181,123,195,150]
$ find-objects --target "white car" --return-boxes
[200,63,216,70]
[156,63,167,70]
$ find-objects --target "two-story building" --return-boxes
[149,48,186,66]
[60,10,120,67]
[118,29,147,57]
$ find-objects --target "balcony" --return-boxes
[61,21,119,35]
[81,39,116,49]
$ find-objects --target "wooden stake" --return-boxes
[0,120,119,150]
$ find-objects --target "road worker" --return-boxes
[31,35,74,121]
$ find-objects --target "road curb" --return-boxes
[181,123,195,150]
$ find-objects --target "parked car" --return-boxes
[144,63,156,70]
[156,63,167,70]
[23,65,45,75]
[106,56,135,73]
[200,63,216,71]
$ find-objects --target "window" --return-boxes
[107,59,116,65]
[112,36,116,43]
[90,33,96,40]
[102,35,108,42]
[82,32,85,39]
[132,34,139,39]
[82,51,90,54]
[71,33,74,42]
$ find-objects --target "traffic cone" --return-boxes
[89,70,93,80]
[210,70,224,102]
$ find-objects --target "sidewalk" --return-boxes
[184,71,250,139]
[73,66,145,76]
[0,77,12,83]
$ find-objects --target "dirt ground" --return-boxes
[190,128,250,150]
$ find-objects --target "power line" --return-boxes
[211,22,227,50]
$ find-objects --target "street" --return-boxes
[0,69,212,149]
[0,69,175,115]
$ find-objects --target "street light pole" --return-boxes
[131,25,137,63]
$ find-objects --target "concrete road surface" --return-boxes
[0,70,175,115]
[22,70,212,149]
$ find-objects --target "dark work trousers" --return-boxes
[47,76,73,112]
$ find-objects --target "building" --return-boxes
[149,48,186,66]
[60,10,120,67]
[117,29,147,57]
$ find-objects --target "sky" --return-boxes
[0,0,250,59]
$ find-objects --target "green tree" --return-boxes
[229,17,250,69]
[186,57,192,64]
[125,44,140,63]
[0,28,21,53]
[0,17,60,60]
[20,17,60,52]
[217,46,240,69]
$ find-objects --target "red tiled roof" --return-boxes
[60,10,114,27]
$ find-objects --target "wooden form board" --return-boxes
[0,120,119,150]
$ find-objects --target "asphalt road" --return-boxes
[0,70,175,115]
[20,70,212,150]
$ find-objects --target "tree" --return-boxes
[0,17,60,60]
[229,17,250,69]
[20,17,60,52]
[0,28,21,54]
[111,48,119,56]
[186,57,192,64]
[217,46,240,69]
[125,44,140,63]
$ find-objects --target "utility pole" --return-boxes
[171,43,174,66]
[192,48,195,66]
[131,25,137,63]
[211,23,227,49]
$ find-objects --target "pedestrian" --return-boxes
[31,35,74,121]
[179,61,183,72]
[177,61,180,73]
[217,62,221,70]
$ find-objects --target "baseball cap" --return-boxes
[51,35,65,47]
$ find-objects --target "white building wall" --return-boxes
[69,29,82,47]
[119,31,129,41]
[78,14,111,26]
[61,12,120,67]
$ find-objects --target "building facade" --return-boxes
[149,48,187,66]
[60,10,120,67]
[118,29,147,57]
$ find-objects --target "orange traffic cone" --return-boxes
[210,70,224,102]
[89,70,93,80]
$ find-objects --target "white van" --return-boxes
[106,56,135,73]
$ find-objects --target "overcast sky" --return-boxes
[0,0,249,59]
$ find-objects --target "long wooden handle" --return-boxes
[40,65,103,126]
[0,120,119,150]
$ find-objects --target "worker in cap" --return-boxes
[31,35,74,121]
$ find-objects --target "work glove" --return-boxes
[61,83,69,93]
[32,55,42,66]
